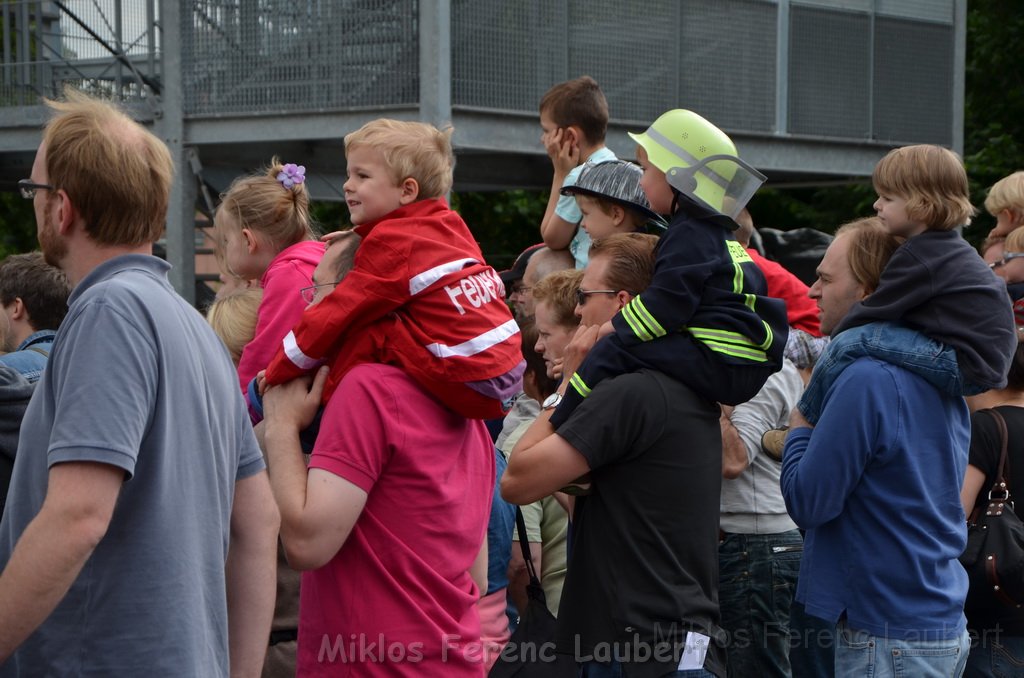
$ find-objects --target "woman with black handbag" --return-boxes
[962,335,1024,677]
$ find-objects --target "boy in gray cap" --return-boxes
[561,159,665,241]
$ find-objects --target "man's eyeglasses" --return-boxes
[17,179,54,199]
[575,288,623,306]
[509,284,532,297]
[990,252,1024,269]
[300,281,338,304]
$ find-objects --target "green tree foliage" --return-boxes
[963,0,1024,238]
[746,183,877,234]
[0,192,38,258]
[450,190,547,270]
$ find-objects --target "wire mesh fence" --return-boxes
[0,0,956,145]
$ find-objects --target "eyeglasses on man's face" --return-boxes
[509,284,532,297]
[575,288,621,307]
[300,281,338,305]
[991,252,1024,269]
[17,179,54,200]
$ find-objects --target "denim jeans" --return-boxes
[798,322,966,425]
[719,530,802,677]
[834,620,970,678]
[964,632,1024,677]
[577,660,715,677]
[790,600,834,678]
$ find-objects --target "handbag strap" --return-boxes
[982,408,1012,503]
[514,506,543,588]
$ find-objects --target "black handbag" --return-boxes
[960,408,1024,613]
[488,508,576,677]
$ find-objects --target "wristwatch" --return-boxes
[542,392,563,411]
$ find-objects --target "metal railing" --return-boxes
[1,0,958,145]
[0,0,158,106]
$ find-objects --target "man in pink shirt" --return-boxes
[261,243,493,676]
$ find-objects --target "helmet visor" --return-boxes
[666,154,766,219]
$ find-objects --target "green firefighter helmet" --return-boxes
[628,109,765,219]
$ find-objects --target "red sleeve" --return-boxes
[750,250,822,337]
[264,234,411,385]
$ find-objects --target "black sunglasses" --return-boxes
[575,288,629,306]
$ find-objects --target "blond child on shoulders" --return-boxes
[264,119,523,419]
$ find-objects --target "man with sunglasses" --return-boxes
[504,232,730,677]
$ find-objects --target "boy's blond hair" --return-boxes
[985,171,1024,217]
[531,269,583,329]
[539,76,609,146]
[206,287,263,365]
[344,119,454,199]
[1004,226,1024,254]
[872,144,975,231]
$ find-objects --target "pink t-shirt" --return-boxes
[297,364,495,676]
[236,239,325,393]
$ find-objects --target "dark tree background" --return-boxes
[2,2,1019,262]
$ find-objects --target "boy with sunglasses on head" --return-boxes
[991,226,1024,331]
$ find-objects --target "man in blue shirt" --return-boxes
[0,90,278,676]
[780,217,973,677]
[0,252,70,383]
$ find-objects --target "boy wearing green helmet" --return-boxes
[548,109,789,427]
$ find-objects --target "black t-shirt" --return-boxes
[967,405,1024,634]
[555,369,726,678]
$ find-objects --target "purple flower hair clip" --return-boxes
[277,163,306,189]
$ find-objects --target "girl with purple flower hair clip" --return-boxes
[216,156,325,412]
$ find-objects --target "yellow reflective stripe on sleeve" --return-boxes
[621,301,654,341]
[744,292,756,311]
[700,340,770,362]
[625,297,667,340]
[569,372,592,398]
[688,326,772,363]
[757,320,773,350]
[725,241,751,294]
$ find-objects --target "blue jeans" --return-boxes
[834,620,970,678]
[790,600,834,677]
[577,660,714,677]
[964,632,1024,677]
[719,530,802,677]
[798,322,966,425]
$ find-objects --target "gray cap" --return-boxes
[561,160,666,226]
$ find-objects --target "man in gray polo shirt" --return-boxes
[0,91,279,676]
